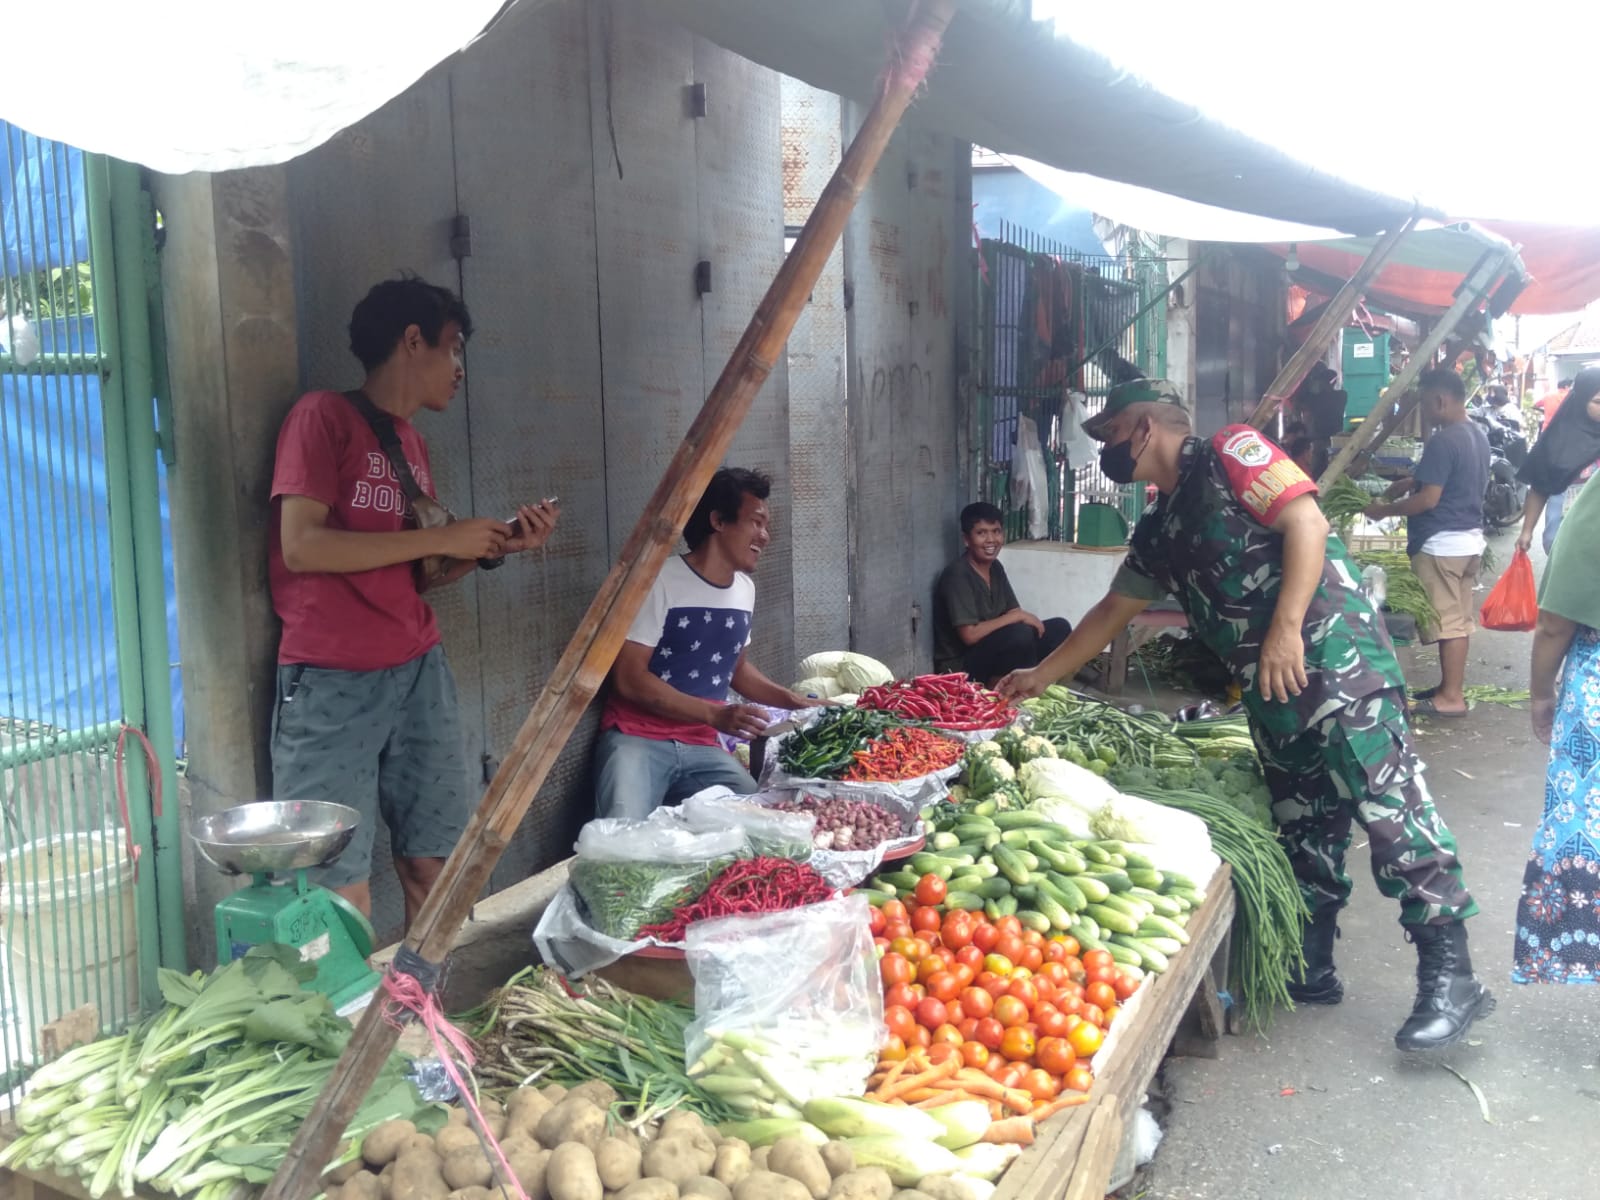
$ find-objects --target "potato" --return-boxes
[330,1158,368,1187]
[501,1134,540,1162]
[712,1143,752,1188]
[364,1121,418,1168]
[548,1143,604,1200]
[508,1089,556,1135]
[506,1147,552,1200]
[443,1149,495,1192]
[617,1182,679,1200]
[596,1139,644,1191]
[914,1180,972,1200]
[732,1171,810,1200]
[538,1098,609,1151]
[827,1171,891,1200]
[343,1172,385,1200]
[541,1084,570,1104]
[657,1113,704,1142]
[767,1139,830,1200]
[480,1098,507,1119]
[565,1081,619,1110]
[448,1108,471,1129]
[682,1176,731,1200]
[393,1172,450,1200]
[437,1127,484,1159]
[750,1149,771,1173]
[450,1189,496,1200]
[890,1191,935,1200]
[406,1134,444,1157]
[642,1138,705,1187]
[818,1147,855,1182]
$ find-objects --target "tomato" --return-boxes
[974,1017,1005,1051]
[957,1017,980,1040]
[1086,981,1117,1011]
[1055,934,1081,958]
[1021,929,1046,949]
[1037,962,1070,989]
[982,973,1010,999]
[1056,992,1082,1017]
[993,995,1030,1028]
[1022,1068,1060,1102]
[912,1025,932,1048]
[883,921,911,942]
[1010,966,1033,982]
[983,1053,1012,1081]
[912,907,944,934]
[1087,964,1119,988]
[1067,1021,1104,1058]
[952,964,976,989]
[1063,1064,1093,1093]
[1082,949,1114,974]
[1036,1036,1075,1075]
[1081,1003,1107,1029]
[960,986,994,1019]
[983,953,1014,977]
[883,983,920,1010]
[879,1034,909,1062]
[1063,956,1086,983]
[1113,972,1140,1001]
[932,1022,964,1047]
[1006,978,1039,1010]
[880,899,908,926]
[1035,1005,1070,1039]
[960,1041,991,1070]
[942,912,974,949]
[995,915,1023,938]
[889,937,925,962]
[915,997,949,1029]
[994,933,1027,964]
[914,874,948,907]
[1043,939,1066,964]
[884,1005,917,1043]
[947,1002,967,1024]
[999,1027,1036,1066]
[955,944,984,972]
[1103,1004,1121,1027]
[926,1041,960,1065]
[1018,945,1044,972]
[880,953,913,987]
[918,956,946,984]
[868,907,887,937]
[1000,1063,1029,1089]
[970,922,1000,953]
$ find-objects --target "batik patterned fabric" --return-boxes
[1513,626,1600,984]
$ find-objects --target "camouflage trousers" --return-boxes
[1252,688,1478,927]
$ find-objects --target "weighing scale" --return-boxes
[190,800,380,1011]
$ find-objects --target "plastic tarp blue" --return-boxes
[2,125,86,276]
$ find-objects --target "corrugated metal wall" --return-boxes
[276,1,962,937]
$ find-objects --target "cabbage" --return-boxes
[967,756,1016,797]
[833,652,894,693]
[798,650,849,678]
[791,676,840,700]
[1019,758,1118,810]
[1089,792,1212,848]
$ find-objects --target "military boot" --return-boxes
[1394,921,1495,1052]
[1287,907,1343,1005]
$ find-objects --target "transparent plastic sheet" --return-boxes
[683,895,884,1104]
[759,721,961,807]
[680,789,817,862]
[534,884,664,978]
[567,815,748,942]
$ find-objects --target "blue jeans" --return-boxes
[1543,488,1567,556]
[593,728,757,820]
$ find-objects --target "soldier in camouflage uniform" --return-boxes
[999,379,1493,1052]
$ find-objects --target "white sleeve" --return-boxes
[625,574,670,647]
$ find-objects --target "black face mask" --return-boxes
[1099,431,1142,484]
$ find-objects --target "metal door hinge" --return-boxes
[689,82,709,118]
[451,214,473,259]
[843,279,855,310]
[695,260,713,296]
[481,751,500,784]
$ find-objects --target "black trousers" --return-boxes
[962,617,1073,685]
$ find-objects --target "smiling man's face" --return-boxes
[964,518,1005,566]
[713,492,771,573]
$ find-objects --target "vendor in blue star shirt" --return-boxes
[594,467,816,819]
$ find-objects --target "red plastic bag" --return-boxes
[1480,548,1538,632]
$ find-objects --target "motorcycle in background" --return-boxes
[1472,403,1529,529]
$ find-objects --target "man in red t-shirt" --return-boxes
[269,277,559,929]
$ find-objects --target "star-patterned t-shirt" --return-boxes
[601,555,756,746]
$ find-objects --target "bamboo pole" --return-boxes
[259,4,958,1198]
[1246,212,1418,430]
[1317,245,1520,489]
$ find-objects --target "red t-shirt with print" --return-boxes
[1211,425,1318,524]
[269,390,442,671]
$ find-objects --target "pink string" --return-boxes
[382,968,530,1200]
[114,724,163,883]
[878,0,941,98]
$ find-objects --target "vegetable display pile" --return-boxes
[1351,549,1440,630]
[1169,714,1256,760]
[1127,634,1233,696]
[570,854,739,943]
[777,707,906,780]
[1108,780,1306,1029]
[0,947,423,1200]
[842,726,965,783]
[1111,758,1273,830]
[637,858,836,942]
[768,795,909,850]
[1019,687,1197,771]
[856,675,1015,732]
[1319,475,1376,536]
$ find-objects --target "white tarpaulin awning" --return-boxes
[0,0,520,174]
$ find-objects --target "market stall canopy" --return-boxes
[3,0,1426,235]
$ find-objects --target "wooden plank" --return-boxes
[1061,1100,1124,1200]
[37,1006,98,1062]
[259,8,960,1197]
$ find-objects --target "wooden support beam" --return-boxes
[1246,213,1418,431]
[1318,245,1521,489]
[259,5,958,1199]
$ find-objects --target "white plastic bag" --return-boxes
[1012,415,1051,540]
[1061,391,1097,468]
[684,895,884,1105]
[681,789,816,862]
[568,816,748,942]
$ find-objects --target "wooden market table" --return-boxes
[1105,607,1190,696]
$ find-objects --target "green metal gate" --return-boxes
[973,221,1167,541]
[0,128,182,1079]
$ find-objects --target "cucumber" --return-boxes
[1112,935,1170,973]
[1054,870,1109,904]
[993,811,1055,830]
[1102,940,1142,967]
[1015,849,1041,872]
[943,891,986,912]
[1139,913,1192,944]
[992,845,1032,887]
[1162,870,1200,891]
[1017,909,1052,934]
[1105,853,1128,870]
[1167,885,1207,906]
[971,799,999,817]
[1119,849,1157,871]
[1073,924,1106,952]
[1042,874,1088,911]
[967,859,1000,879]
[1035,892,1073,931]
[1100,893,1154,921]
[1085,903,1141,935]
[1000,829,1035,848]
[1083,869,1134,893]
[953,823,996,842]
[1138,935,1184,956]
[996,894,1019,917]
[984,899,1004,921]
[1031,842,1087,874]
[1129,887,1183,917]
[878,869,921,891]
[946,874,986,893]
[1071,911,1101,941]
[974,877,1011,899]
[983,833,1003,852]
[1011,883,1040,905]
[930,831,961,851]
[955,841,991,861]
[908,856,955,880]
[1076,842,1113,864]
[1093,840,1128,856]
[855,888,896,905]
[1127,868,1165,890]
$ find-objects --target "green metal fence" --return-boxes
[973,222,1167,542]
[0,132,179,1079]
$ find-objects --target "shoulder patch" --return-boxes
[1220,429,1273,468]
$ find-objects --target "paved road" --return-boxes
[1143,533,1594,1200]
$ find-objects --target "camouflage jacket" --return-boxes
[1111,427,1404,741]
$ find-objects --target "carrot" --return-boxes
[980,1117,1035,1146]
[872,1056,912,1096]
[913,1089,985,1109]
[1000,1089,1035,1115]
[879,1055,961,1101]
[1031,1092,1092,1121]
[901,1087,942,1103]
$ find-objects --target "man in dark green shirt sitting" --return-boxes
[933,503,1072,685]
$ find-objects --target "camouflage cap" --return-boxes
[1082,378,1188,440]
